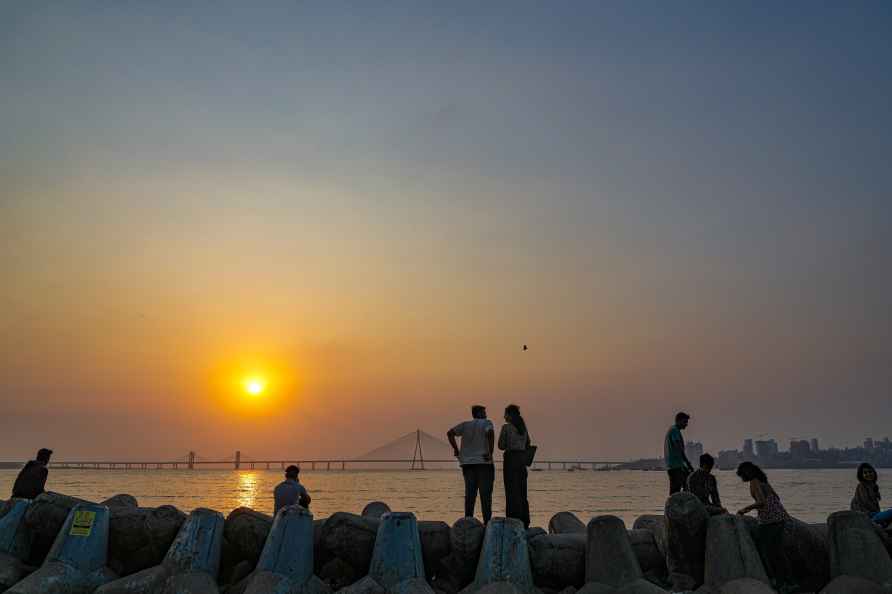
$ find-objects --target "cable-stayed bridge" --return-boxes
[40,429,626,470]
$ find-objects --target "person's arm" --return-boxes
[710,475,722,507]
[677,436,692,471]
[498,425,508,451]
[38,466,48,494]
[738,479,766,515]
[447,424,462,458]
[299,488,311,508]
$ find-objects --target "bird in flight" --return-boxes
[522,344,528,351]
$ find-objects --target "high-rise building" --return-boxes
[743,439,754,460]
[755,439,779,460]
[686,441,704,463]
[790,440,811,461]
[865,437,875,450]
[810,438,819,453]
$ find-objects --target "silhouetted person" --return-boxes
[12,448,52,499]
[852,463,892,527]
[448,405,495,523]
[274,465,311,514]
[687,453,725,515]
[498,404,531,528]
[664,412,693,494]
[737,462,794,592]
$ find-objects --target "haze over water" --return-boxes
[0,469,884,527]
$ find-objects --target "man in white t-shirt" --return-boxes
[447,405,495,524]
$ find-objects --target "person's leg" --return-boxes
[755,522,788,587]
[504,455,520,522]
[872,508,892,526]
[668,469,684,495]
[519,465,530,528]
[479,464,494,524]
[462,465,478,519]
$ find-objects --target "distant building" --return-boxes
[755,439,779,461]
[810,438,819,453]
[865,437,875,450]
[790,440,811,461]
[686,441,704,463]
[743,439,754,460]
[717,449,742,470]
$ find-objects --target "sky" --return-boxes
[2,1,891,462]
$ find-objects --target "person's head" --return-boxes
[699,453,715,472]
[36,448,52,465]
[675,412,690,429]
[285,465,300,480]
[471,405,487,420]
[736,461,767,483]
[504,404,527,435]
[857,462,878,484]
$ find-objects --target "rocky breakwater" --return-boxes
[2,491,892,594]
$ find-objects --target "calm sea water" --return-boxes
[0,468,881,527]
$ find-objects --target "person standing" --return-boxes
[736,462,795,593]
[273,465,311,514]
[664,412,693,495]
[498,404,531,528]
[448,405,495,524]
[12,448,52,499]
[687,453,726,515]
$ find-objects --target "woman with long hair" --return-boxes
[736,462,794,593]
[852,463,892,527]
[498,404,530,528]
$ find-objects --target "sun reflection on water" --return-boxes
[237,472,259,509]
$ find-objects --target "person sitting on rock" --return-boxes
[274,465,311,514]
[687,453,726,515]
[851,462,892,528]
[12,448,52,499]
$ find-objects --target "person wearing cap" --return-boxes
[12,448,52,499]
[447,405,495,524]
[273,465,311,514]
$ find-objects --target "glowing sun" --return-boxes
[243,377,266,396]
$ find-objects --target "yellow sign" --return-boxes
[69,510,96,537]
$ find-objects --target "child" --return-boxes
[852,463,892,527]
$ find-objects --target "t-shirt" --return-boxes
[687,469,721,507]
[664,425,686,470]
[273,479,309,514]
[11,461,48,499]
[451,419,495,466]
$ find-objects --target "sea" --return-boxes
[0,468,883,527]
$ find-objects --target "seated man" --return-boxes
[273,465,311,514]
[687,453,726,515]
[12,448,52,499]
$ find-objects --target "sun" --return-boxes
[243,377,266,396]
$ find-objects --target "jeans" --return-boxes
[667,467,689,495]
[503,450,530,528]
[462,464,494,524]
[873,508,892,526]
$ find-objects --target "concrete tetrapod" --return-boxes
[244,505,330,594]
[820,574,890,594]
[97,507,225,594]
[465,518,535,594]
[828,510,892,589]
[368,512,425,594]
[8,502,116,594]
[548,514,585,536]
[584,516,642,589]
[361,504,392,521]
[703,515,769,590]
[664,493,709,592]
[0,499,34,592]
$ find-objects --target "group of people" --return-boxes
[663,411,892,593]
[13,410,892,589]
[447,404,533,528]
